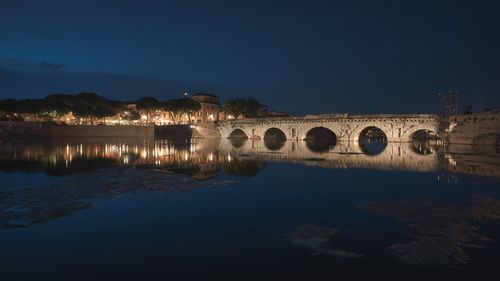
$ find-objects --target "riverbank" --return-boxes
[0,122,220,139]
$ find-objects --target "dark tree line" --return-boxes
[0,93,264,124]
[0,93,127,123]
[0,93,205,125]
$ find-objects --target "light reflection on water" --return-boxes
[1,137,500,280]
[0,137,499,180]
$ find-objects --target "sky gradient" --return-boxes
[1,0,499,115]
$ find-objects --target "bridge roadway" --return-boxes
[216,114,441,143]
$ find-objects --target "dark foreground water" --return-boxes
[1,137,499,281]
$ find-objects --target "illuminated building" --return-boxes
[190,93,222,124]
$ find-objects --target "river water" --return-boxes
[1,137,499,280]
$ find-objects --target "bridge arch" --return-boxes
[263,127,287,142]
[304,127,337,152]
[409,129,440,156]
[403,126,440,143]
[411,129,438,140]
[263,127,287,151]
[228,128,249,139]
[358,126,388,155]
[358,126,388,141]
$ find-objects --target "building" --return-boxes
[190,93,222,124]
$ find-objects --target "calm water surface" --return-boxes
[1,137,499,280]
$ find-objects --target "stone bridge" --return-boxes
[217,114,441,143]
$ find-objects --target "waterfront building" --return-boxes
[190,93,222,124]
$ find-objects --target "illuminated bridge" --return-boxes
[217,114,441,143]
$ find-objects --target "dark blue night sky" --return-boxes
[1,0,499,115]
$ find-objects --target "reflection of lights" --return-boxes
[227,154,232,162]
[141,149,148,159]
[208,153,214,162]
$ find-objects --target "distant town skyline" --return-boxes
[1,0,499,115]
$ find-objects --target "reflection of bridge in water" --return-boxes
[219,139,440,173]
[1,137,499,181]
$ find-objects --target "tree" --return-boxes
[14,99,49,122]
[222,98,262,118]
[123,111,141,121]
[106,100,127,112]
[94,106,117,122]
[0,99,20,114]
[47,101,71,123]
[243,98,262,118]
[161,100,181,124]
[72,103,94,124]
[76,92,108,107]
[177,98,201,124]
[222,99,242,117]
[135,97,160,125]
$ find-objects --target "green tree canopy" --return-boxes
[76,93,108,107]
[17,99,49,115]
[160,100,181,124]
[0,99,20,113]
[47,101,71,122]
[72,103,94,119]
[106,100,127,111]
[164,98,201,123]
[222,98,262,118]
[177,98,201,113]
[135,97,160,124]
[94,106,117,119]
[135,97,160,111]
